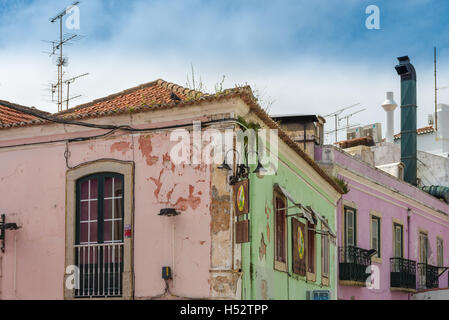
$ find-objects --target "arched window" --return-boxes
[76,173,124,244]
[74,172,124,298]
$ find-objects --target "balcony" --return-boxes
[74,242,124,298]
[390,257,416,291]
[417,263,439,290]
[338,246,372,285]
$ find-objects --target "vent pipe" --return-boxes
[381,92,397,143]
[395,56,417,186]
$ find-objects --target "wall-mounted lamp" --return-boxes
[218,149,266,185]
[158,208,180,217]
[0,214,21,253]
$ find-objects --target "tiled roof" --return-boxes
[0,79,344,194]
[55,79,205,119]
[336,136,375,149]
[0,100,46,125]
[394,126,434,139]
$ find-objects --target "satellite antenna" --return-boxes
[46,1,85,112]
[324,103,360,143]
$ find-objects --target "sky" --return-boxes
[1,0,449,142]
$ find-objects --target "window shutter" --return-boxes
[292,219,306,276]
[307,222,315,273]
[275,197,286,262]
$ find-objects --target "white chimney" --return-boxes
[381,92,398,143]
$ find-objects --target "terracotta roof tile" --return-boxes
[0,101,42,125]
[55,79,205,118]
[336,136,375,149]
[394,126,434,139]
[0,79,344,194]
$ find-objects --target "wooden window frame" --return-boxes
[343,206,357,248]
[418,230,428,264]
[369,212,381,263]
[392,219,404,259]
[274,191,287,272]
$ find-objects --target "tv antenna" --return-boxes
[64,73,89,109]
[338,108,366,129]
[435,47,449,132]
[324,103,360,143]
[46,1,84,112]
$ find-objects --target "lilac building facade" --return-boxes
[316,145,449,300]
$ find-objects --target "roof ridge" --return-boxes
[156,79,206,98]
[55,79,162,116]
[394,125,435,139]
[0,100,50,115]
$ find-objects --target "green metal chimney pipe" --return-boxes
[395,56,417,186]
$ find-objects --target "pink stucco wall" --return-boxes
[0,128,213,299]
[316,146,449,300]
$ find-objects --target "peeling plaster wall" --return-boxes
[241,144,338,300]
[0,130,218,299]
[209,164,242,299]
[0,98,253,300]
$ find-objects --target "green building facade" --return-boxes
[240,140,342,300]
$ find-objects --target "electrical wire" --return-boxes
[1,100,248,133]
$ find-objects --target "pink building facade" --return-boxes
[316,145,449,300]
[0,80,257,300]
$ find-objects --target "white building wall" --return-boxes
[393,104,449,157]
[412,289,449,300]
[373,142,449,187]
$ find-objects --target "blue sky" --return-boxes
[1,0,449,142]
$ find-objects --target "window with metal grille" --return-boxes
[371,216,381,258]
[275,195,286,263]
[75,173,124,298]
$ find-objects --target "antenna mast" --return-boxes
[324,103,360,143]
[435,46,438,132]
[64,73,89,109]
[47,1,82,112]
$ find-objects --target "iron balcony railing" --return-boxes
[417,263,439,290]
[390,257,416,290]
[74,242,124,298]
[338,246,372,284]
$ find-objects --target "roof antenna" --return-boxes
[324,103,361,143]
[44,2,88,112]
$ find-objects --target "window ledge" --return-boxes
[307,272,316,282]
[321,275,329,286]
[339,280,366,287]
[390,287,417,293]
[274,260,287,272]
